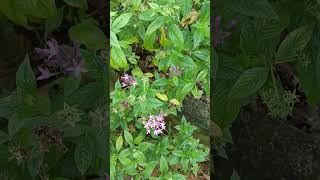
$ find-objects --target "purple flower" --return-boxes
[35,38,59,60]
[36,66,56,80]
[34,39,88,80]
[213,16,237,47]
[120,74,137,87]
[65,59,88,79]
[169,66,182,77]
[143,114,166,136]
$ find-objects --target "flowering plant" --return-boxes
[0,0,108,179]
[110,0,210,179]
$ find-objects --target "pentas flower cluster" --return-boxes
[213,16,237,47]
[34,38,87,80]
[120,73,137,87]
[143,114,166,136]
[168,65,182,77]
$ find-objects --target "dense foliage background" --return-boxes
[0,0,107,179]
[213,0,320,179]
[110,0,210,179]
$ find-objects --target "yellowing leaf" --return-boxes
[181,11,199,27]
[144,73,154,78]
[155,93,168,101]
[170,99,180,106]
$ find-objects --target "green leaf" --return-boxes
[225,0,278,19]
[134,131,145,144]
[67,82,104,110]
[137,142,150,152]
[296,63,320,107]
[116,135,123,152]
[132,0,142,7]
[142,161,158,177]
[124,130,133,145]
[110,32,121,48]
[168,24,184,50]
[45,7,64,34]
[138,10,157,21]
[27,153,42,179]
[118,148,131,158]
[179,0,193,17]
[155,93,168,101]
[111,13,132,32]
[69,22,106,50]
[74,135,94,175]
[196,70,207,81]
[182,83,194,95]
[192,50,209,61]
[16,55,37,97]
[276,25,313,62]
[118,156,132,165]
[64,0,87,9]
[146,16,164,36]
[193,28,204,48]
[181,158,189,172]
[0,131,9,144]
[132,67,144,77]
[111,47,128,70]
[160,156,169,174]
[228,67,269,99]
[0,0,29,28]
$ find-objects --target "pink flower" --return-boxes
[143,114,166,136]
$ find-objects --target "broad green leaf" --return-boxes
[146,17,164,36]
[118,156,132,165]
[16,55,37,97]
[192,50,209,61]
[142,161,158,177]
[224,0,278,19]
[137,142,150,152]
[134,131,145,144]
[228,67,269,99]
[74,135,93,175]
[0,131,9,144]
[118,148,131,158]
[110,32,121,48]
[132,67,144,77]
[116,135,123,152]
[179,0,193,17]
[168,24,184,50]
[132,0,142,7]
[182,83,194,95]
[64,0,87,9]
[67,82,104,110]
[194,29,204,48]
[110,47,128,70]
[196,70,207,81]
[45,7,64,34]
[69,22,106,50]
[276,26,313,62]
[0,0,29,28]
[160,156,169,174]
[124,130,133,145]
[155,93,168,101]
[296,63,320,107]
[311,25,320,87]
[111,13,132,32]
[138,10,157,21]
[143,31,156,51]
